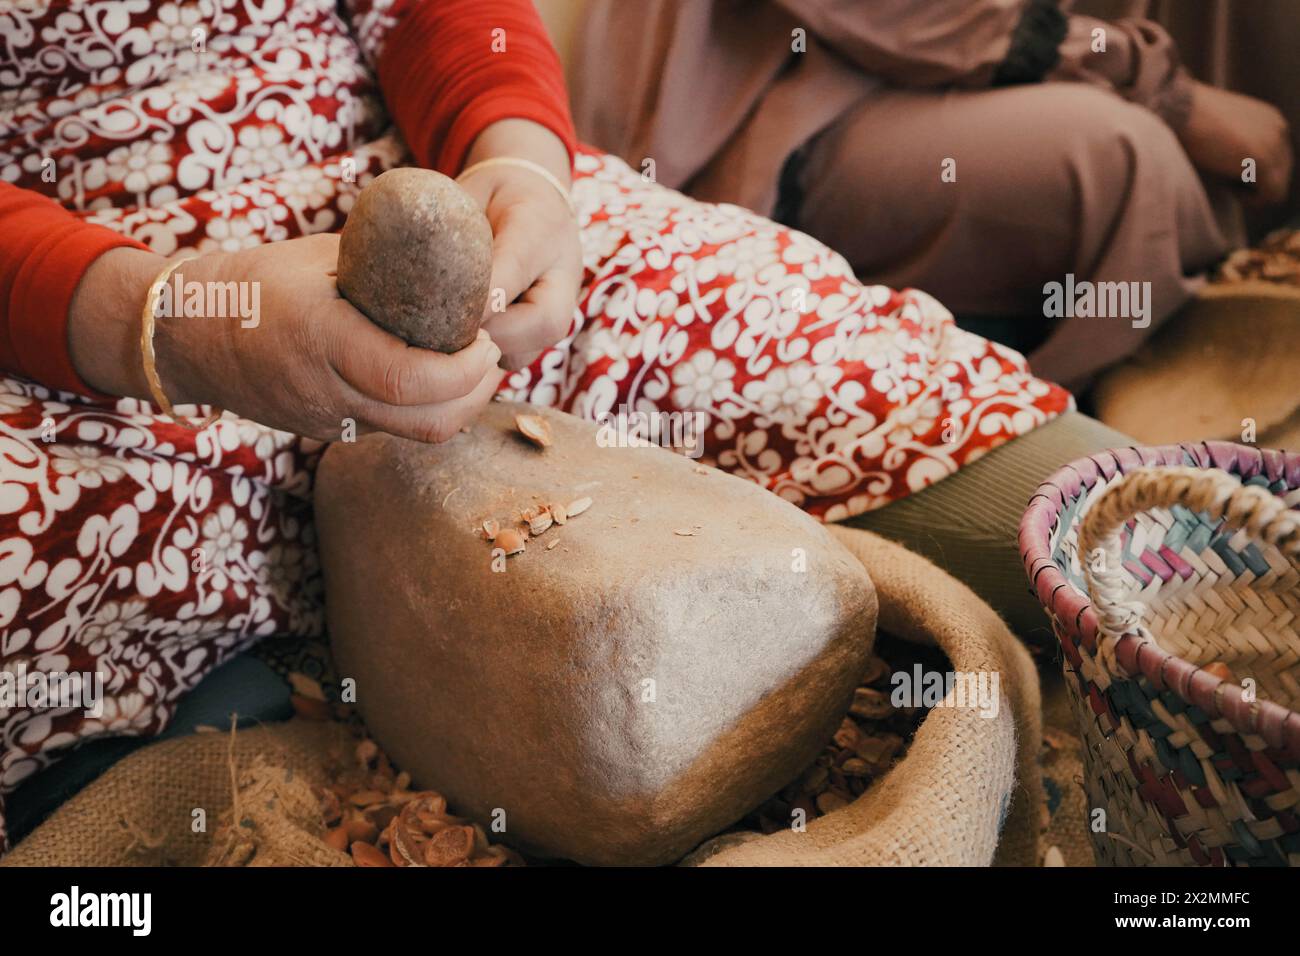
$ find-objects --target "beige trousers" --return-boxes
[790,82,1230,392]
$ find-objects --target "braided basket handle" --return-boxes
[1077,465,1300,641]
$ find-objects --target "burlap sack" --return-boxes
[693,526,1042,867]
[5,528,1043,867]
[1,720,354,867]
[203,757,352,867]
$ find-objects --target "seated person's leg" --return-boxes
[847,410,1131,640]
[790,82,1228,392]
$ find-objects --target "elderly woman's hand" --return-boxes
[69,235,503,443]
[456,119,583,371]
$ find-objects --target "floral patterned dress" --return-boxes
[0,0,1072,850]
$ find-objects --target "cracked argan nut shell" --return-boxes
[515,413,553,448]
[423,825,476,866]
[350,841,394,867]
[337,168,493,353]
[495,528,526,555]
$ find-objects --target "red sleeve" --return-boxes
[0,182,147,395]
[376,0,577,175]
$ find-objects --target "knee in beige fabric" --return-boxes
[953,84,1205,270]
[1036,84,1202,223]
[796,83,1212,316]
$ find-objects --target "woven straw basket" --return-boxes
[1020,442,1300,866]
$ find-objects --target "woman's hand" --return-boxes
[69,235,503,443]
[1178,81,1293,206]
[457,119,582,370]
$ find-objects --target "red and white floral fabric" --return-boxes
[0,0,1073,851]
[0,382,323,853]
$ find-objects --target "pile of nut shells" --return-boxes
[741,635,940,832]
[1216,229,1300,286]
[480,494,591,558]
[288,672,523,867]
[316,735,523,868]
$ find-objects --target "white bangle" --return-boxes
[457,156,574,214]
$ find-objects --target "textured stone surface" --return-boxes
[315,402,877,865]
[337,167,492,352]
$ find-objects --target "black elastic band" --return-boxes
[992,0,1068,86]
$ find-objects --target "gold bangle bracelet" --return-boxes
[140,256,224,431]
[457,156,574,213]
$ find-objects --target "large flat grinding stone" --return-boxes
[315,401,877,865]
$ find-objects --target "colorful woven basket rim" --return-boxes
[1019,439,1300,759]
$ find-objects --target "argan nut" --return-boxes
[848,687,892,720]
[840,757,871,777]
[815,792,849,815]
[495,528,526,555]
[288,672,326,701]
[567,496,592,518]
[528,511,553,536]
[832,719,860,751]
[350,841,394,867]
[515,413,553,448]
[423,824,476,867]
[337,167,493,353]
[290,693,331,721]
